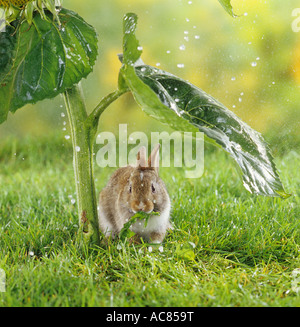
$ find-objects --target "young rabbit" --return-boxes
[98,144,171,243]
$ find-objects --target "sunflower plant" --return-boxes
[0,0,60,25]
[0,1,290,246]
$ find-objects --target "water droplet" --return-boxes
[148,246,153,253]
[71,199,76,204]
[75,146,80,152]
[177,63,185,68]
[156,63,161,67]
[251,61,257,67]
[184,30,189,35]
[256,57,260,60]
[166,50,171,54]
[179,44,186,51]
[137,46,143,51]
[159,246,163,253]
[194,35,200,39]
[231,77,236,81]
[61,112,65,117]
[29,251,34,257]
[238,97,242,102]
[65,135,70,140]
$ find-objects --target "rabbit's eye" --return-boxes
[151,183,156,193]
[129,185,132,193]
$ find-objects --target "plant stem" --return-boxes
[87,88,129,135]
[63,84,128,246]
[63,83,100,245]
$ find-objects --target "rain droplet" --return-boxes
[251,61,257,67]
[61,112,65,117]
[158,246,163,253]
[231,77,236,81]
[65,135,70,140]
[137,46,143,51]
[238,97,242,102]
[71,199,76,204]
[194,35,200,39]
[179,44,186,51]
[148,246,153,253]
[177,63,185,68]
[75,146,80,152]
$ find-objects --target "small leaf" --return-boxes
[119,211,159,241]
[217,0,237,18]
[122,13,142,66]
[175,243,196,261]
[0,8,98,124]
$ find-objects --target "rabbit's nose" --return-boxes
[138,201,145,210]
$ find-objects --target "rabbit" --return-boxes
[98,144,171,243]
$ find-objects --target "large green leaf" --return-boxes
[120,13,289,198]
[0,8,98,123]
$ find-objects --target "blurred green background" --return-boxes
[1,0,299,155]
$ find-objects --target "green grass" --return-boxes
[0,135,299,307]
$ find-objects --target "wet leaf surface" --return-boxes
[0,8,98,123]
[120,13,289,198]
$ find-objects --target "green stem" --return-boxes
[64,84,100,245]
[87,88,129,135]
[63,84,128,246]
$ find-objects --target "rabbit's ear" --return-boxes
[136,146,147,168]
[148,144,160,174]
